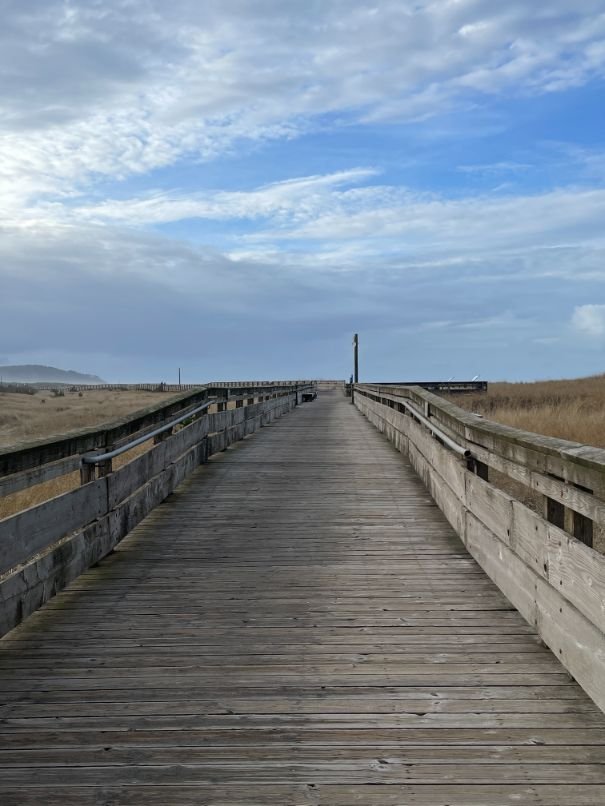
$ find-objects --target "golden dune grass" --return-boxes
[0,440,153,521]
[447,375,605,448]
[0,389,168,449]
[447,377,605,551]
[0,391,254,520]
[0,389,170,520]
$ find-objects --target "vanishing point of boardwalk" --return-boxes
[1,393,605,804]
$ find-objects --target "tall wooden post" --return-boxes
[351,333,359,405]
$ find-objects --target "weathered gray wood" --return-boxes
[1,392,604,802]
[0,456,81,498]
[0,392,297,636]
[470,443,605,525]
[4,784,605,806]
[0,382,308,477]
[463,509,605,714]
[106,416,210,509]
[0,518,113,637]
[356,388,605,713]
[362,384,605,498]
[0,478,107,575]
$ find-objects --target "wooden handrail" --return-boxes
[0,387,310,637]
[0,381,315,478]
[354,383,605,714]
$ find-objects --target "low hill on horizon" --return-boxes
[0,364,106,385]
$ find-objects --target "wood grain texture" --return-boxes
[1,392,605,804]
[0,395,297,642]
[357,389,605,713]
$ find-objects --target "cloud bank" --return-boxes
[2,1,605,380]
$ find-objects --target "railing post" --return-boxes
[571,483,594,548]
[545,496,565,529]
[466,457,489,481]
[474,460,489,481]
[543,473,567,531]
[80,460,96,485]
[573,510,593,547]
[217,388,228,412]
[97,455,113,478]
[154,428,172,445]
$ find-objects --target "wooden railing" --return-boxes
[0,381,314,636]
[355,383,605,713]
[0,380,318,393]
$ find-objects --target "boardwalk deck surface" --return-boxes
[1,392,605,804]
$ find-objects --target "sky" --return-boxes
[1,1,605,382]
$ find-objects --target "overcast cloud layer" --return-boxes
[2,0,605,381]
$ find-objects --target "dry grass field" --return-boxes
[0,388,169,449]
[0,389,245,520]
[0,388,172,520]
[447,374,605,448]
[445,375,605,551]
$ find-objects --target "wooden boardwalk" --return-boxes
[1,392,605,804]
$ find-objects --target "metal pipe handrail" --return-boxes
[357,386,470,458]
[83,399,217,464]
[402,399,470,457]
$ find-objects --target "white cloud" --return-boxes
[457,161,533,175]
[2,1,605,380]
[2,1,605,204]
[233,182,605,267]
[10,169,605,282]
[2,201,605,380]
[572,305,605,337]
[68,168,382,226]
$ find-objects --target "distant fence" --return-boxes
[316,380,346,391]
[374,380,487,393]
[0,380,316,393]
[346,380,487,396]
[0,381,315,636]
[355,382,605,713]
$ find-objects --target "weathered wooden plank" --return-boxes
[0,456,82,498]
[0,382,307,477]
[2,761,605,785]
[0,478,107,575]
[106,416,209,509]
[471,443,605,526]
[0,386,211,476]
[462,510,605,714]
[356,384,605,498]
[0,393,297,637]
[1,392,604,803]
[3,784,605,806]
[0,518,113,637]
[358,388,605,714]
[463,473,605,637]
